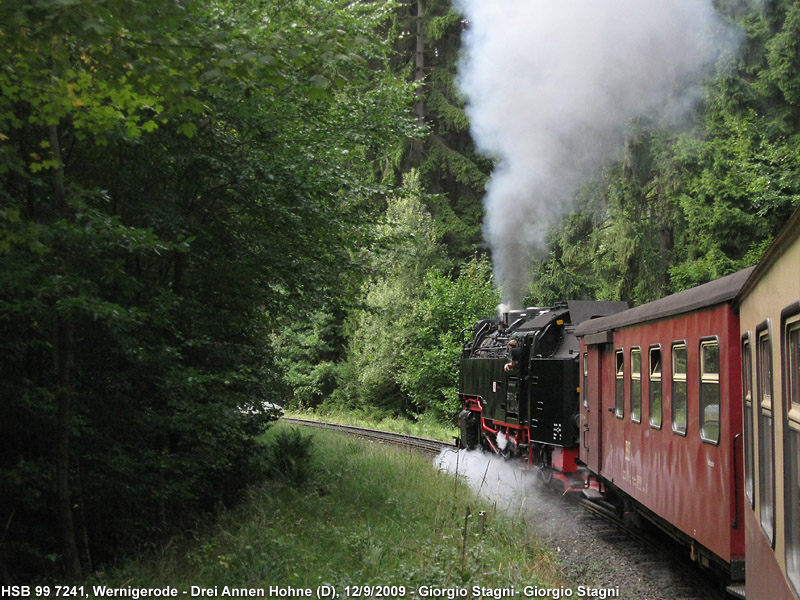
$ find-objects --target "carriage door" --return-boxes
[583,340,610,474]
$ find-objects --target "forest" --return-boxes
[2,0,800,582]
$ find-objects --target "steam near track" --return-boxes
[435,448,541,514]
[435,448,724,599]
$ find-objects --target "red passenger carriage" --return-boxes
[575,269,753,581]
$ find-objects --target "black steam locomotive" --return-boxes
[457,301,626,483]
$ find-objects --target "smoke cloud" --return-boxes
[455,0,736,306]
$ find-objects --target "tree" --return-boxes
[392,1,492,259]
[334,171,447,414]
[399,257,498,421]
[331,171,498,421]
[0,0,414,579]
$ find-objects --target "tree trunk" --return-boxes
[72,457,92,574]
[50,121,82,580]
[54,307,81,579]
[410,0,426,162]
[414,0,425,121]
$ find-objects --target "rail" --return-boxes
[574,495,726,600]
[280,417,455,454]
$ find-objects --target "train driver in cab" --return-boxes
[504,338,521,372]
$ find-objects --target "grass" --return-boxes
[285,408,459,443]
[94,422,566,595]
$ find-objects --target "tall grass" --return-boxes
[96,423,564,592]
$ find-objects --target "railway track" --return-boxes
[280,417,455,455]
[570,494,727,600]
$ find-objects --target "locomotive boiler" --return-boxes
[457,301,626,485]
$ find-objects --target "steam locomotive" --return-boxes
[457,301,626,486]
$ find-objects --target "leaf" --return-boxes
[309,74,329,88]
[201,68,223,81]
[177,122,198,138]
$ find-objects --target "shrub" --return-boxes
[265,428,316,488]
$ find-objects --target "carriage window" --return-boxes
[783,316,800,591]
[789,319,800,408]
[649,346,662,429]
[700,339,720,444]
[757,327,775,545]
[583,352,589,409]
[615,350,624,419]
[742,336,754,507]
[631,348,642,423]
[672,343,687,435]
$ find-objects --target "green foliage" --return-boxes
[333,171,448,414]
[398,258,499,421]
[270,311,340,410]
[764,3,800,106]
[96,426,564,591]
[0,0,414,579]
[528,3,800,305]
[390,0,491,259]
[667,104,800,288]
[331,171,498,420]
[265,428,316,488]
[276,1,494,427]
[527,183,618,305]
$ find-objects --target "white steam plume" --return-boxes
[455,0,736,306]
[435,449,536,512]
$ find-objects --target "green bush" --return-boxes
[265,428,316,488]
